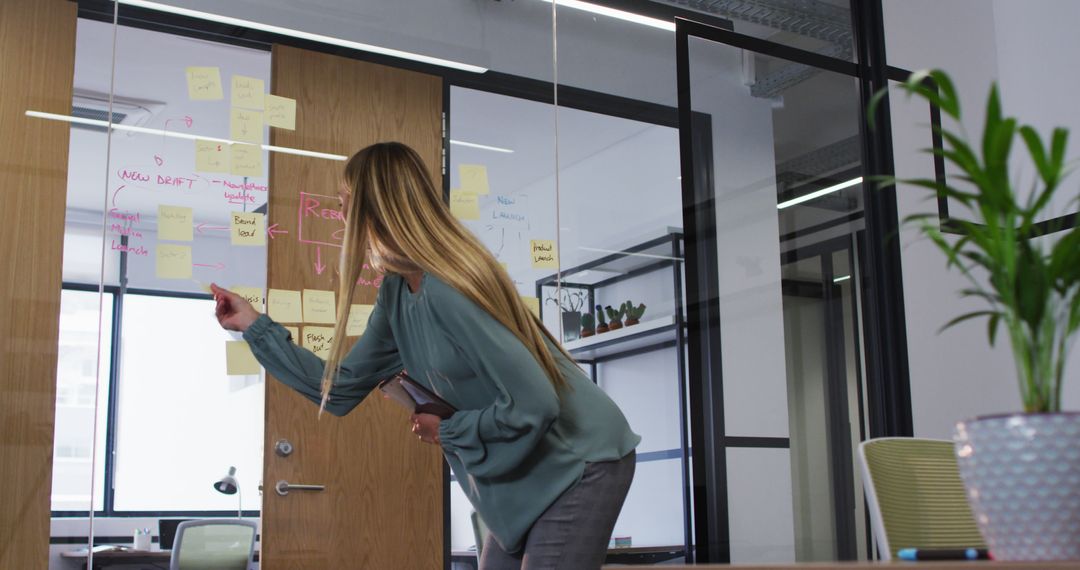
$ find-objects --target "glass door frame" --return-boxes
[674,9,913,563]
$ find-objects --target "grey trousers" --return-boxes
[480,450,636,570]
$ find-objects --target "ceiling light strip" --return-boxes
[26,110,347,161]
[776,176,863,210]
[449,139,514,153]
[118,0,488,73]
[540,0,675,32]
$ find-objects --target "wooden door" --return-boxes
[0,1,77,568]
[262,45,444,569]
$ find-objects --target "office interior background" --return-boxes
[1,0,1078,568]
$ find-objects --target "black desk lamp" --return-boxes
[213,466,242,518]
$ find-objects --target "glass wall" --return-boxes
[683,27,868,562]
[550,3,689,560]
[4,1,915,568]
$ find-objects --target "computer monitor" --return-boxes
[158,519,194,550]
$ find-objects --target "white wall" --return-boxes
[883,0,1080,439]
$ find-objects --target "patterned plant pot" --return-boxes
[953,412,1080,561]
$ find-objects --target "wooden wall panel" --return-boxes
[263,45,444,570]
[0,1,77,568]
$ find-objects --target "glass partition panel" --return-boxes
[44,12,118,566]
[553,2,689,563]
[91,1,559,566]
[685,32,866,563]
[448,83,557,556]
[67,10,272,561]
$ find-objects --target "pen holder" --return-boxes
[133,530,151,551]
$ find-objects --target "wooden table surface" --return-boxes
[606,562,1080,569]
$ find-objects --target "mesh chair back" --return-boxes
[169,519,257,570]
[858,437,985,560]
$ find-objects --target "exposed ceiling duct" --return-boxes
[776,135,861,211]
[656,0,853,98]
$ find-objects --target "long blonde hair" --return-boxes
[319,142,572,413]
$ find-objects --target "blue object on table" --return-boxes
[897,547,989,561]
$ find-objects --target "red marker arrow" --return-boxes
[314,246,326,275]
[267,223,289,239]
[111,184,126,207]
[194,262,226,270]
[164,115,194,130]
[196,222,229,234]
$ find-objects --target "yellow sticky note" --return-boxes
[156,244,192,279]
[522,296,540,318]
[158,205,193,242]
[303,289,336,324]
[265,94,296,130]
[283,325,299,343]
[530,239,558,269]
[267,289,302,323]
[230,286,264,311]
[302,326,336,360]
[194,139,229,172]
[225,340,261,375]
[230,143,263,177]
[230,108,263,144]
[450,189,480,220]
[186,66,223,100]
[346,304,375,336]
[459,164,490,195]
[230,211,265,246]
[231,75,265,111]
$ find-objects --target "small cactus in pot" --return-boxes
[605,304,624,331]
[595,304,609,334]
[580,313,595,338]
[624,301,647,326]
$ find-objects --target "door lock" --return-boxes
[274,439,294,457]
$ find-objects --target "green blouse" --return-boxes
[243,273,640,552]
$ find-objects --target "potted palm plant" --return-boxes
[872,69,1080,561]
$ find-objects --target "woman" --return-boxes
[211,142,639,570]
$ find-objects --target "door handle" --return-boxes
[275,480,326,496]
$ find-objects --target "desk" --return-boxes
[61,548,260,570]
[61,549,170,570]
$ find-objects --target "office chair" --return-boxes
[858,437,985,561]
[470,511,490,562]
[169,519,257,570]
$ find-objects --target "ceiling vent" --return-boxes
[70,89,164,134]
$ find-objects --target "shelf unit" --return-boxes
[535,231,686,366]
[535,230,690,559]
